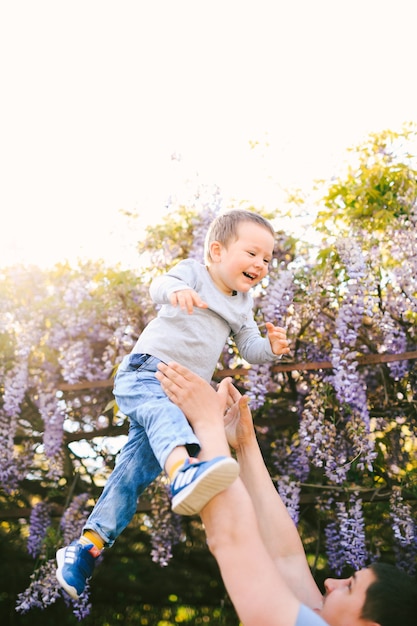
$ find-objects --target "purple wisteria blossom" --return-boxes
[3,359,29,417]
[28,501,52,559]
[246,362,274,409]
[299,379,340,480]
[60,493,91,544]
[17,493,93,617]
[389,221,417,318]
[246,269,296,407]
[16,559,61,614]
[389,487,417,575]
[329,237,376,472]
[378,313,409,380]
[148,478,183,567]
[331,238,368,414]
[58,340,94,385]
[299,376,375,483]
[64,582,92,621]
[58,339,105,384]
[325,493,368,576]
[0,353,35,491]
[272,434,310,483]
[260,269,295,327]
[0,407,19,492]
[344,412,376,474]
[0,353,30,491]
[277,476,301,525]
[62,277,92,309]
[35,390,66,480]
[272,432,310,527]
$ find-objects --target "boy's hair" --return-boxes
[204,210,275,264]
[361,562,417,626]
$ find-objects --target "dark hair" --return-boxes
[204,209,275,264]
[361,562,417,626]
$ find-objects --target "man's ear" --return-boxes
[209,240,222,262]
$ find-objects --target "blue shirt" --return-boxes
[296,605,328,626]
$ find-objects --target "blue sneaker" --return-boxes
[171,456,239,516]
[56,541,100,599]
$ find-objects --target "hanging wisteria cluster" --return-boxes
[15,559,62,615]
[246,362,275,410]
[389,487,417,575]
[34,390,66,480]
[299,378,343,482]
[324,493,368,576]
[0,333,36,491]
[272,407,311,525]
[27,501,52,559]
[328,236,377,476]
[330,237,370,417]
[276,476,302,526]
[16,493,93,619]
[147,477,184,567]
[246,268,297,408]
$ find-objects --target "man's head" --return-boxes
[321,563,417,626]
[204,209,275,265]
[361,562,417,626]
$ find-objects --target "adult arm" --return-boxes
[156,362,321,626]
[223,384,323,610]
[156,361,301,625]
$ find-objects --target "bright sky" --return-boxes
[1,0,416,268]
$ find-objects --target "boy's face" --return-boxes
[209,222,274,295]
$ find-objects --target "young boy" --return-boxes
[56,209,290,599]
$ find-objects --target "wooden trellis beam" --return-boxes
[271,349,417,373]
[58,350,417,391]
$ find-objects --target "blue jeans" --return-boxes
[84,353,200,546]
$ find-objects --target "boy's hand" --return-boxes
[265,322,291,357]
[169,289,208,314]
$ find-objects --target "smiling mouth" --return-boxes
[243,272,257,281]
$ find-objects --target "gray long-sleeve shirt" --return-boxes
[132,258,276,382]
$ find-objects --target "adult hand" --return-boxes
[223,382,256,452]
[156,361,229,427]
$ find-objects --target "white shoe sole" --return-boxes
[172,457,239,516]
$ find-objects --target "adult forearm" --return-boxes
[155,362,320,620]
[236,437,305,558]
[235,436,322,609]
[200,476,300,626]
